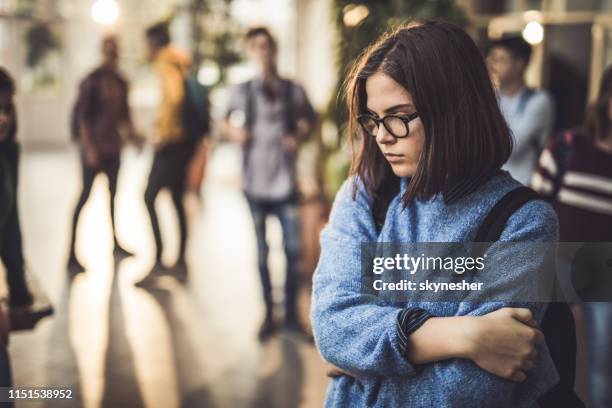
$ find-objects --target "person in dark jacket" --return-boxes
[532,65,612,408]
[0,67,53,331]
[68,36,139,272]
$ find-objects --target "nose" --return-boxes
[375,124,395,145]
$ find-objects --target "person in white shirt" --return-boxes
[487,36,554,185]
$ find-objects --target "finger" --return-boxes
[526,348,538,360]
[522,360,536,370]
[510,308,533,324]
[522,317,538,328]
[508,370,527,382]
[327,367,351,378]
[532,329,545,344]
[326,368,341,377]
[326,364,344,378]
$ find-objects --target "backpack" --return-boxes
[373,184,584,408]
[517,87,535,115]
[182,73,210,142]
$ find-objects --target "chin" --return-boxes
[390,163,416,178]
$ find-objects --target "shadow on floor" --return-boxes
[144,283,215,408]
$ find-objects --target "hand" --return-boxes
[85,149,100,168]
[463,308,544,382]
[280,135,298,153]
[326,363,355,378]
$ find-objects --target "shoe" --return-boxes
[283,318,314,343]
[114,244,135,259]
[134,261,170,288]
[67,255,86,274]
[9,301,54,331]
[258,316,277,342]
[8,290,34,308]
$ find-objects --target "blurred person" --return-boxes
[221,27,317,340]
[311,21,580,407]
[487,36,554,185]
[68,36,140,272]
[532,65,612,408]
[136,22,206,285]
[0,67,53,329]
[0,162,13,395]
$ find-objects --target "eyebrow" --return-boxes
[366,103,414,115]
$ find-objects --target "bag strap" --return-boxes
[373,177,401,234]
[517,87,535,115]
[475,186,542,242]
[471,186,542,259]
[474,185,583,407]
[243,80,255,129]
[282,79,297,134]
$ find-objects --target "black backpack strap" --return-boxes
[372,176,401,234]
[282,79,297,134]
[243,80,255,129]
[517,87,535,115]
[473,186,584,408]
[474,186,541,244]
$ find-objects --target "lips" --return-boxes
[384,153,404,163]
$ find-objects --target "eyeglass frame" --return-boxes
[356,111,420,139]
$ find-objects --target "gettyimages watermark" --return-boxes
[360,242,612,303]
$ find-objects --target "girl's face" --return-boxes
[0,92,14,142]
[365,72,425,177]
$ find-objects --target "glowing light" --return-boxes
[197,62,221,87]
[343,4,369,27]
[522,21,544,45]
[91,0,119,26]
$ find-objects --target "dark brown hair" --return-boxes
[0,67,16,141]
[345,20,512,204]
[586,64,612,141]
[245,26,277,51]
[146,22,171,47]
[488,36,532,63]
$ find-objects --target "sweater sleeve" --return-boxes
[311,178,419,378]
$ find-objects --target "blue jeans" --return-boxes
[584,302,612,408]
[247,197,301,321]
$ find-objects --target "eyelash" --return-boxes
[367,111,410,118]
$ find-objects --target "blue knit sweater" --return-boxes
[311,171,560,407]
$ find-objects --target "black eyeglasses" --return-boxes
[357,112,419,139]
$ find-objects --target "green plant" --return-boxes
[188,0,242,88]
[25,23,59,68]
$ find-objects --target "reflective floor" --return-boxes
[7,144,328,408]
